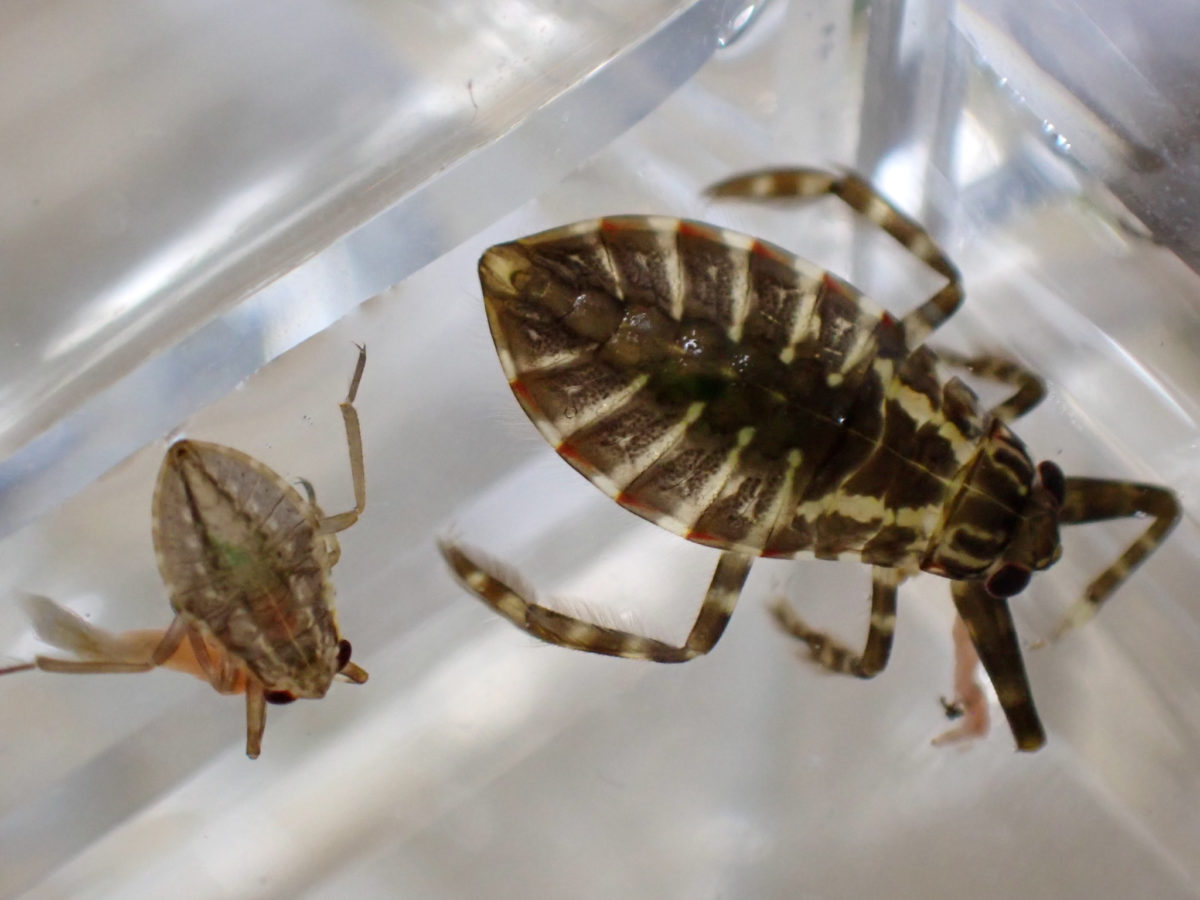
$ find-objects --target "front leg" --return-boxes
[932,349,1046,423]
[10,613,188,676]
[439,540,753,663]
[950,580,1045,751]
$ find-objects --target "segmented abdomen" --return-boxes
[481,217,1032,575]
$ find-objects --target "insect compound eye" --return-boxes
[336,639,353,671]
[986,564,1031,598]
[1038,461,1066,508]
[264,690,297,705]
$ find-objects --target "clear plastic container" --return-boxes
[2,1,1198,897]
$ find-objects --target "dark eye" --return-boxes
[336,639,353,670]
[265,690,296,705]
[1038,461,1065,507]
[986,564,1031,597]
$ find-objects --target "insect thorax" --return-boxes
[481,217,1051,580]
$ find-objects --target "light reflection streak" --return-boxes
[44,173,295,362]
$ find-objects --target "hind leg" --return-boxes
[440,540,753,663]
[10,615,189,676]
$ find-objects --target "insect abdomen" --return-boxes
[482,217,1024,572]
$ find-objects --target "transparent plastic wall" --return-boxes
[2,1,1199,898]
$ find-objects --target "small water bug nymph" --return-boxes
[2,347,369,759]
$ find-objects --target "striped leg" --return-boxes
[439,540,753,662]
[1040,478,1180,644]
[706,168,963,346]
[950,580,1045,751]
[933,349,1046,422]
[770,566,900,679]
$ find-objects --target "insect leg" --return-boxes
[185,627,215,675]
[770,565,900,678]
[215,652,242,694]
[23,657,156,674]
[1040,478,1180,644]
[149,615,190,665]
[949,579,1045,751]
[439,540,752,662]
[931,613,991,747]
[706,167,963,346]
[317,344,367,535]
[297,477,317,503]
[183,628,242,694]
[932,349,1046,422]
[19,614,188,675]
[294,478,347,565]
[245,680,266,759]
[296,477,345,565]
[336,661,369,684]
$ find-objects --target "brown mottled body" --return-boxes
[440,168,1179,752]
[2,348,370,758]
[153,441,344,700]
